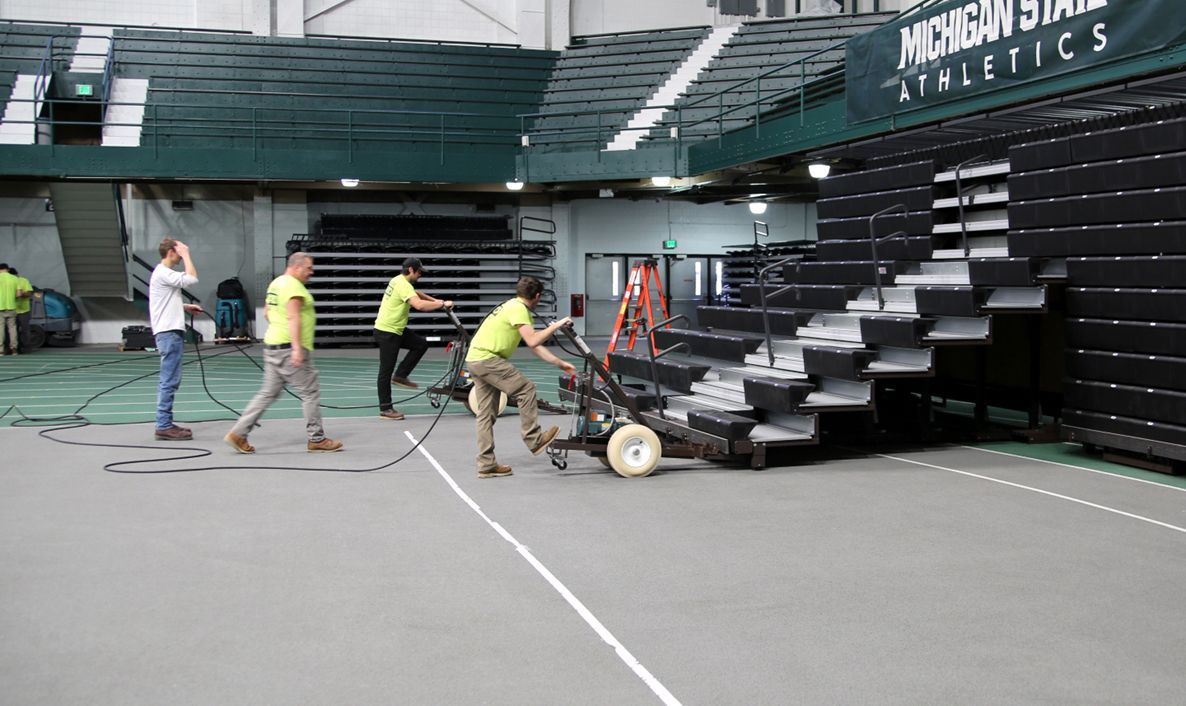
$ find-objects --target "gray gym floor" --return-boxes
[3,406,1185,704]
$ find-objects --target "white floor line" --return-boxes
[960,444,1186,494]
[877,452,1186,535]
[406,430,682,706]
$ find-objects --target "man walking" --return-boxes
[373,257,452,420]
[10,269,31,353]
[0,263,22,356]
[149,239,203,440]
[225,252,343,454]
[465,276,573,479]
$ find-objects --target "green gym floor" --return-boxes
[1,343,1181,490]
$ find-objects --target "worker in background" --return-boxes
[0,263,20,356]
[465,276,573,479]
[10,268,32,353]
[149,239,203,441]
[225,252,343,455]
[373,257,452,420]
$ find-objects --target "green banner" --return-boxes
[846,0,1186,123]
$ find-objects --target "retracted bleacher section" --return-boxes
[108,29,554,161]
[1008,117,1186,470]
[527,26,710,152]
[291,215,556,346]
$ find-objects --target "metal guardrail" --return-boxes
[642,313,689,421]
[757,255,801,367]
[866,203,908,311]
[953,153,987,257]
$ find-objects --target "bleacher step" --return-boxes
[934,161,1010,182]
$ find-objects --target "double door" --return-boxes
[583,254,722,337]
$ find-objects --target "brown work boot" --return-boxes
[390,376,418,389]
[155,426,193,441]
[224,432,255,454]
[478,464,513,479]
[530,425,561,455]
[378,409,405,420]
[308,438,344,453]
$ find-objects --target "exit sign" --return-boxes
[662,239,677,250]
[76,84,94,97]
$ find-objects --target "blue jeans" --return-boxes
[155,330,184,430]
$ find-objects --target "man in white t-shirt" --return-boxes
[149,238,203,440]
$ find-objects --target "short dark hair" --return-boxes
[402,257,424,275]
[0,263,8,270]
[516,276,544,300]
[158,238,177,259]
[8,268,16,276]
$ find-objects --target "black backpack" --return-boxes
[216,277,248,302]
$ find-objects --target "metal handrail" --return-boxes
[867,203,909,311]
[101,38,115,120]
[953,153,987,257]
[642,314,689,421]
[758,255,802,367]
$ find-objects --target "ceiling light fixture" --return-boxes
[808,163,831,179]
[748,201,768,215]
[505,180,525,191]
[340,178,360,187]
[651,175,672,187]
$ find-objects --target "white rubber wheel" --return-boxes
[467,386,508,417]
[606,424,662,478]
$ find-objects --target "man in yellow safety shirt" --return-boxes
[224,252,343,454]
[373,257,452,420]
[465,275,574,478]
[11,268,32,354]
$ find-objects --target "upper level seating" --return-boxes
[527,26,710,151]
[0,22,79,103]
[644,12,896,143]
[109,29,556,152]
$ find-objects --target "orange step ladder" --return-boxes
[603,258,671,369]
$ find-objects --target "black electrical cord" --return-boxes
[5,312,471,474]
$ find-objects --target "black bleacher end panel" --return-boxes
[967,258,1037,287]
[686,409,758,441]
[1007,222,1186,258]
[697,305,802,336]
[1009,137,1073,172]
[739,283,858,311]
[803,346,875,381]
[1064,408,1186,449]
[816,211,932,241]
[1066,288,1186,323]
[606,352,710,393]
[1008,187,1186,229]
[1008,152,1186,201]
[816,236,936,262]
[817,161,935,200]
[1066,318,1186,357]
[652,329,759,363]
[914,287,982,317]
[859,316,930,348]
[1065,380,1186,427]
[1067,350,1186,393]
[816,185,935,220]
[1070,117,1186,163]
[742,377,813,413]
[1066,255,1186,287]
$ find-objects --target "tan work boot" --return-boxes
[379,409,405,420]
[308,438,344,453]
[478,464,513,479]
[530,425,561,455]
[224,432,255,454]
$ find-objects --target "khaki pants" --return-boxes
[230,348,325,442]
[468,356,545,472]
[0,310,17,354]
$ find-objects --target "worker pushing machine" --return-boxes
[465,276,574,479]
